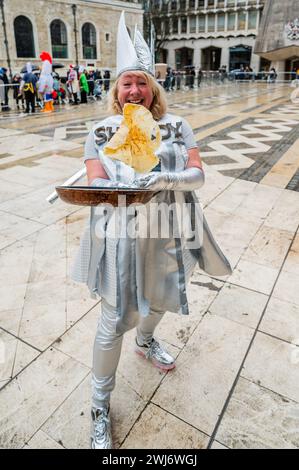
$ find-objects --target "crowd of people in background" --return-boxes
[1,61,299,113]
[0,64,111,113]
[160,66,199,91]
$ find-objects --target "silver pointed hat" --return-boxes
[116,11,154,76]
[134,26,155,75]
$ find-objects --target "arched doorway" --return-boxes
[14,15,35,58]
[175,47,193,69]
[201,46,221,71]
[82,23,97,59]
[229,45,252,70]
[50,19,68,59]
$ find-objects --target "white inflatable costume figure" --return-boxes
[38,51,54,112]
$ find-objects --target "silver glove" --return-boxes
[134,167,205,192]
[91,178,133,189]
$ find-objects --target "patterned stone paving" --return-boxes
[287,169,299,192]
[199,109,299,185]
[0,83,299,449]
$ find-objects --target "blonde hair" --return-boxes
[108,70,168,121]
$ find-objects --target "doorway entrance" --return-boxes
[229,45,252,70]
[175,47,194,69]
[286,57,299,80]
[201,46,221,71]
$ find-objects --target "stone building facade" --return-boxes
[152,0,265,72]
[254,0,299,76]
[0,0,143,76]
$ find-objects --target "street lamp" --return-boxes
[72,4,79,66]
[0,0,13,80]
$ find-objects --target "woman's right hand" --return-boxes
[91,178,132,189]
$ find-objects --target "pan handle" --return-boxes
[46,167,87,204]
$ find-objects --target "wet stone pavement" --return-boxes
[0,82,299,449]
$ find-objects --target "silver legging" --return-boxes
[92,299,165,408]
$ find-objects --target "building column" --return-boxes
[245,10,249,32]
[168,47,176,69]
[270,60,286,73]
[193,43,202,69]
[220,47,229,69]
[250,52,260,72]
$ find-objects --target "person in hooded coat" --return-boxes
[0,67,10,111]
[12,73,25,110]
[20,62,38,113]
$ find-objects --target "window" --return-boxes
[155,18,161,35]
[198,0,205,6]
[105,33,110,42]
[82,23,97,59]
[171,0,177,10]
[217,14,225,31]
[226,0,235,6]
[172,17,179,33]
[189,0,196,8]
[208,0,215,6]
[238,11,246,30]
[198,15,205,32]
[162,1,168,12]
[181,17,187,33]
[180,0,186,10]
[208,15,215,32]
[164,18,170,35]
[190,16,196,33]
[227,12,236,30]
[14,16,35,58]
[248,10,257,29]
[50,20,68,58]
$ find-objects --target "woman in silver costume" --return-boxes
[72,13,231,449]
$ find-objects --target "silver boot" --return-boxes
[135,337,176,371]
[90,405,113,449]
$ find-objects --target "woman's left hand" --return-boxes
[134,167,205,192]
[134,172,168,191]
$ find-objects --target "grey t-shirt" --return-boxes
[84,113,197,161]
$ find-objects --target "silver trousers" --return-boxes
[92,299,165,408]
